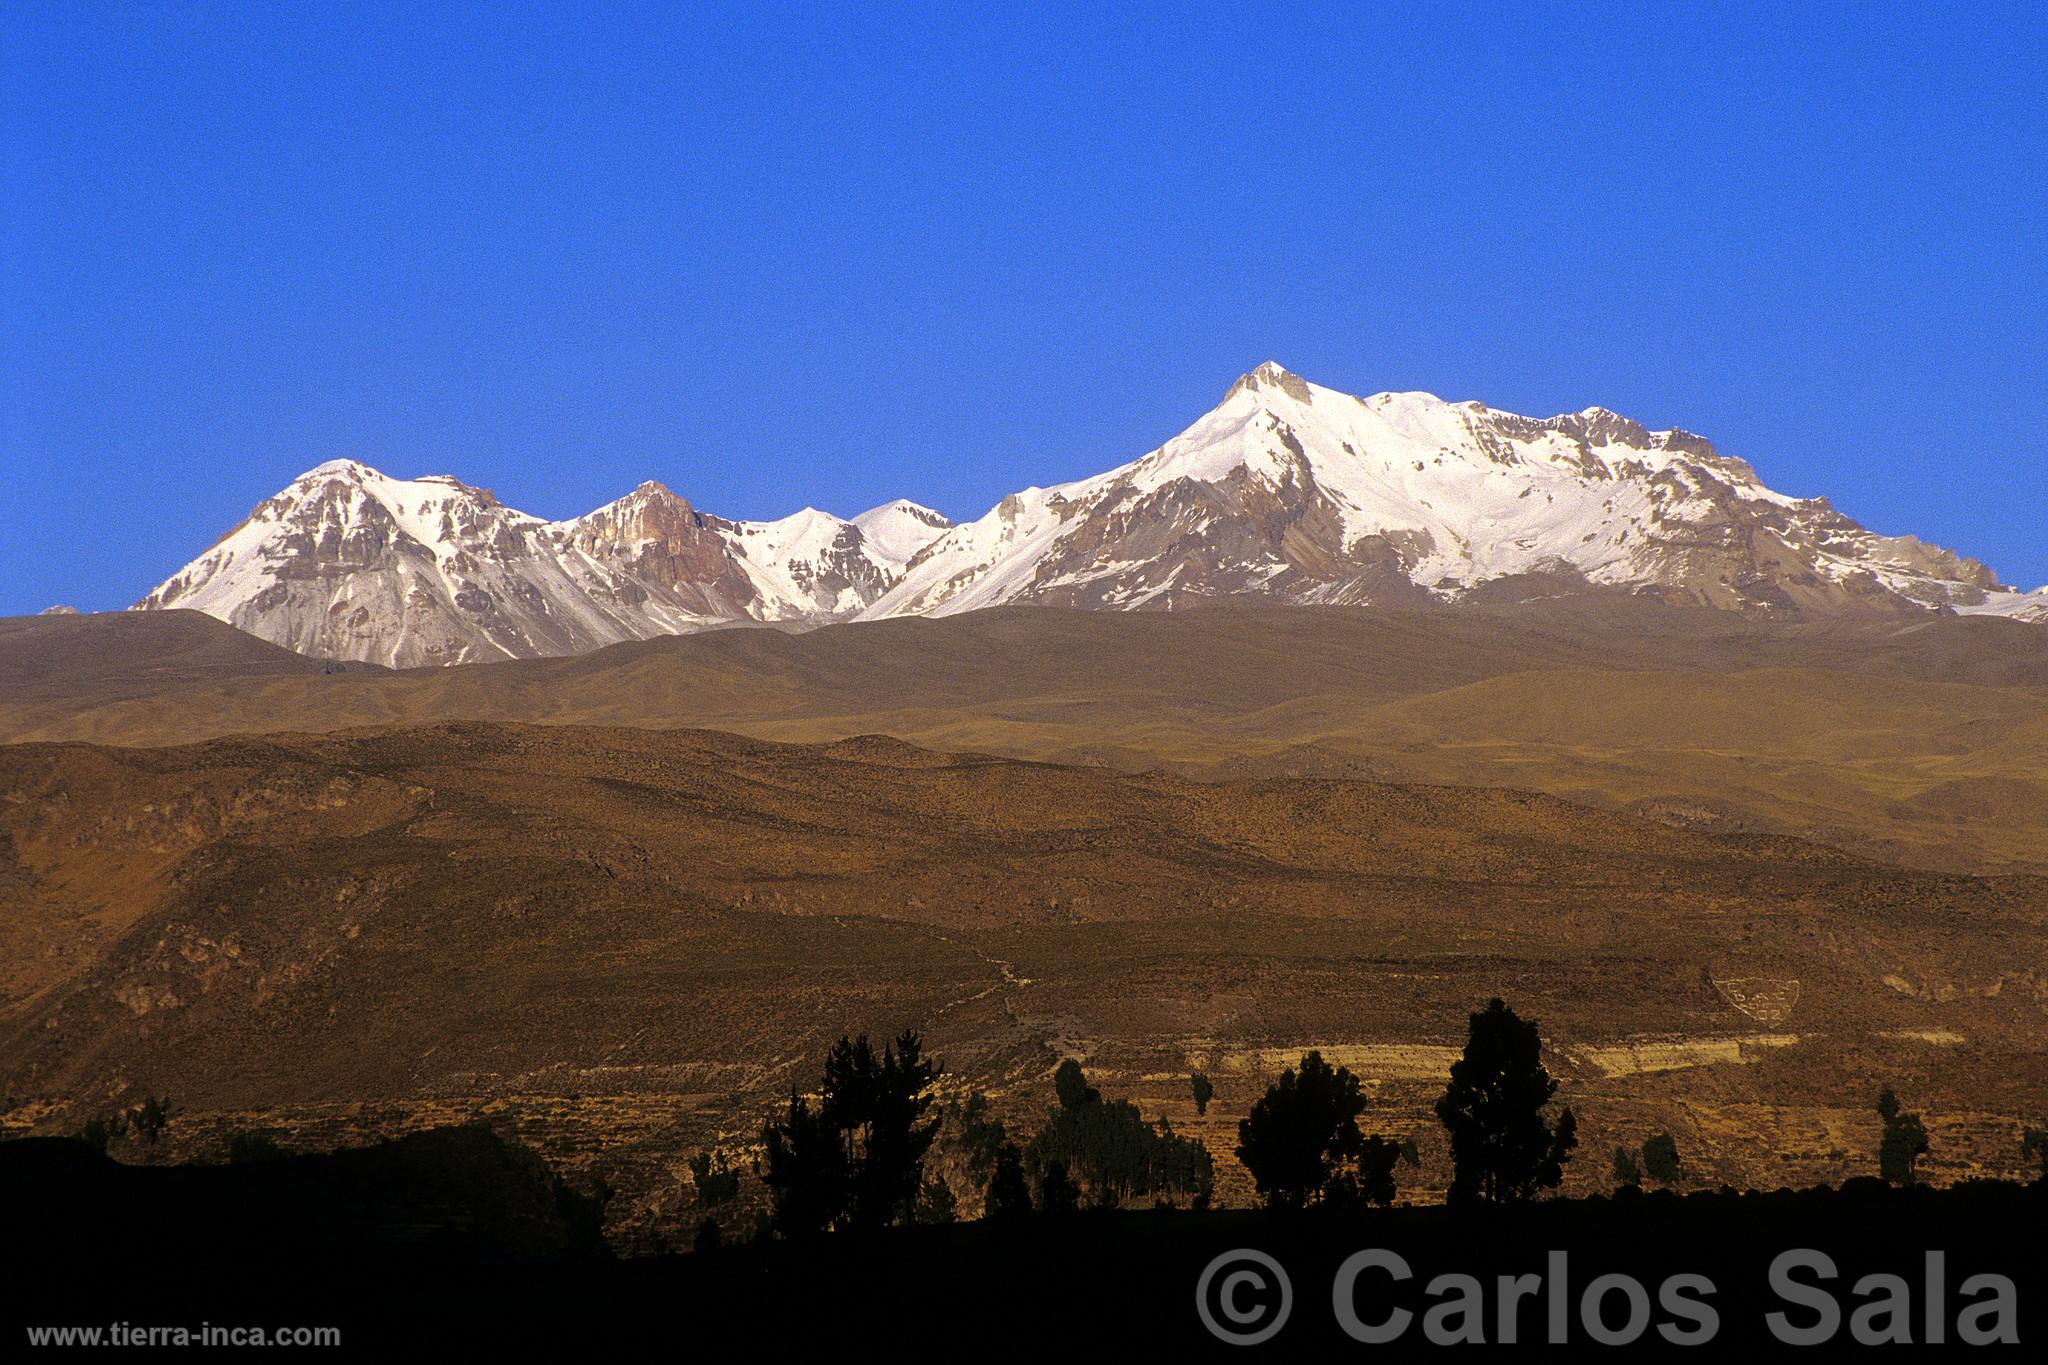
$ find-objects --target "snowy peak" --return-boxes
[136,365,2042,667]
[861,366,2040,625]
[851,499,954,569]
[139,460,955,666]
[1224,360,1317,406]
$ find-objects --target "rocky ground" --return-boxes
[5,718,2043,1251]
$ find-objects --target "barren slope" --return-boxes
[8,604,2047,873]
[4,724,2045,1240]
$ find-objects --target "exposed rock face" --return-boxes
[864,363,2045,623]
[137,462,952,667]
[135,365,2045,665]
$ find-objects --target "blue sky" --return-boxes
[5,1,2044,613]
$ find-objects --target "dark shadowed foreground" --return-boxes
[7,1131,2039,1354]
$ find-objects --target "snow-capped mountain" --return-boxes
[137,461,952,666]
[862,363,2047,625]
[136,364,2045,666]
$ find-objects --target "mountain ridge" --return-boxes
[861,362,2041,623]
[138,459,955,666]
[134,364,2048,664]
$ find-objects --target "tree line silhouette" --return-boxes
[678,996,2016,1247]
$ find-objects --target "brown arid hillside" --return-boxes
[6,601,2048,873]
[3,722,2044,1247]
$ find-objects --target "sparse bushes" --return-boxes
[1877,1087,1930,1186]
[129,1094,173,1145]
[1610,1133,1679,1190]
[687,1147,741,1208]
[70,1095,173,1155]
[76,1113,125,1153]
[1642,1131,1682,1185]
[1435,998,1577,1203]
[2022,1127,2047,1184]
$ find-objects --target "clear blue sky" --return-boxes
[5,1,2044,614]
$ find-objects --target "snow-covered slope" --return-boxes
[863,363,2043,624]
[136,364,2042,666]
[137,462,951,666]
[851,499,956,569]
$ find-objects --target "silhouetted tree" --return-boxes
[693,1217,724,1253]
[913,1175,957,1224]
[943,1091,1009,1186]
[1235,1051,1368,1209]
[815,1030,944,1229]
[1877,1087,1929,1186]
[1191,1073,1214,1116]
[1435,998,1577,1203]
[1350,1135,1404,1208]
[1612,1146,1643,1189]
[1028,1061,1214,1208]
[1641,1132,1682,1184]
[1039,1160,1080,1214]
[760,1090,849,1237]
[986,1143,1033,1219]
[688,1147,741,1208]
[1053,1059,1100,1111]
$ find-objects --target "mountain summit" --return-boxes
[136,367,2045,664]
[861,365,2044,623]
[137,461,952,665]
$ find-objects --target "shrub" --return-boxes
[1641,1132,1682,1184]
[76,1114,125,1152]
[228,1130,287,1164]
[688,1147,741,1208]
[129,1095,174,1144]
